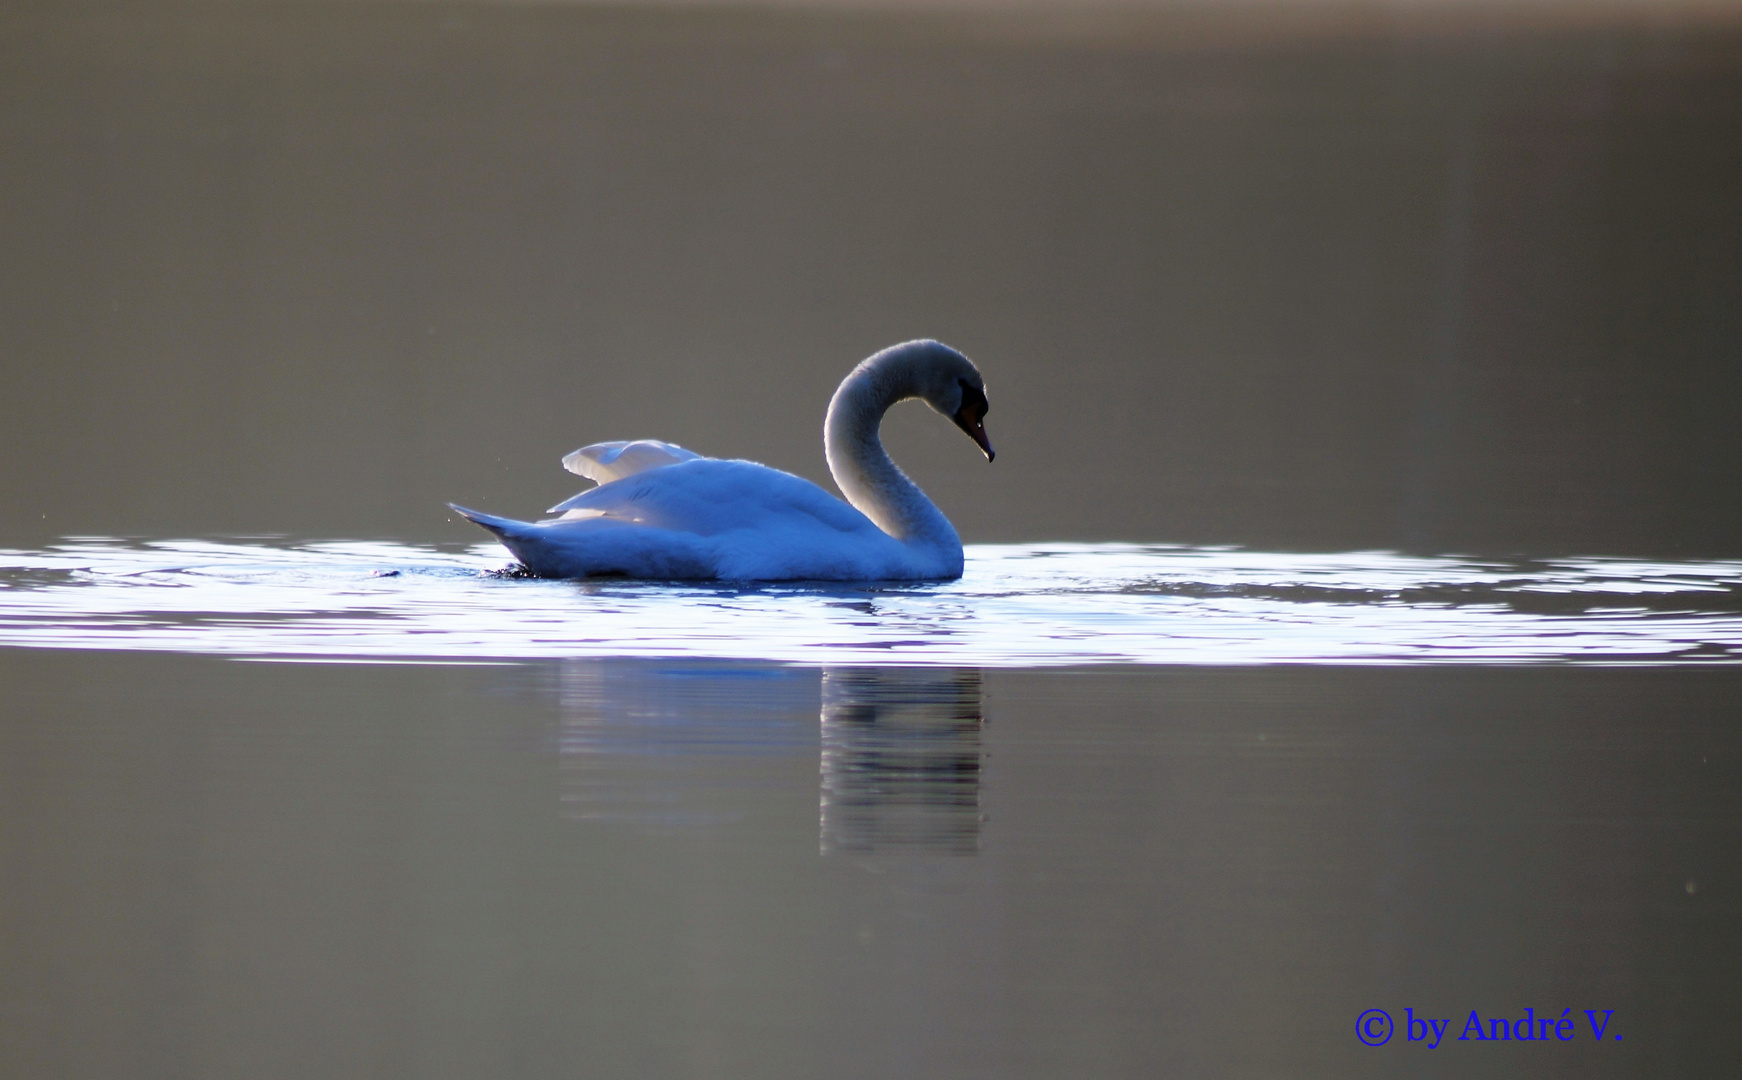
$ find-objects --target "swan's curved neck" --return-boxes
[824,354,961,551]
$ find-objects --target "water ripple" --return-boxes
[0,538,1739,665]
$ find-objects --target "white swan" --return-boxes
[449,340,994,581]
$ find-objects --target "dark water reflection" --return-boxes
[4,650,1739,1079]
[556,660,817,828]
[819,668,984,855]
[553,662,985,854]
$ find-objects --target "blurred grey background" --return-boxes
[3,1,1739,556]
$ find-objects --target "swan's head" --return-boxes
[899,340,995,462]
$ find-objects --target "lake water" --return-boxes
[4,539,1742,666]
[4,2,1741,1077]
[3,540,1740,1079]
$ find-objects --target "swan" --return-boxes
[449,340,994,581]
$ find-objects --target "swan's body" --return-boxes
[450,340,993,581]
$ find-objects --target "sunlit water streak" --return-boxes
[1,538,1740,665]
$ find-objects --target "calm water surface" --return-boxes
[3,540,1741,1079]
[3,650,1738,1079]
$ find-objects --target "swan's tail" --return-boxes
[447,503,522,539]
[448,502,714,580]
[449,502,553,576]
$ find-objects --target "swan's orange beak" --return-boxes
[953,406,995,461]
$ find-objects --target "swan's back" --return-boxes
[560,459,874,537]
[457,458,957,581]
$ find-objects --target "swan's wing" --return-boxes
[561,440,702,484]
[549,458,880,538]
[549,440,707,513]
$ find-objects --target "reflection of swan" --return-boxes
[556,660,818,828]
[450,340,994,581]
[819,667,985,856]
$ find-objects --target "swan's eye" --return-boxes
[955,378,988,423]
